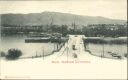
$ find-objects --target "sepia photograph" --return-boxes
[0,0,127,79]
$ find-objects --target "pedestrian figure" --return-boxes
[73,53,77,58]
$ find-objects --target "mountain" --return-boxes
[1,11,126,26]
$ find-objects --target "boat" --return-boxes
[25,37,50,43]
[28,33,51,37]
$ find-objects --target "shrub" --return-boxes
[5,49,22,60]
[0,51,6,57]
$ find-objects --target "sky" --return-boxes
[0,0,127,20]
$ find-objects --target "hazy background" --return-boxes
[0,0,127,20]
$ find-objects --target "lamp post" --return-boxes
[102,36,105,58]
[67,46,69,61]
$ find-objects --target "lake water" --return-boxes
[0,36,60,58]
[0,36,127,59]
[87,43,127,58]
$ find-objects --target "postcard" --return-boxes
[0,0,127,79]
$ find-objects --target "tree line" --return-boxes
[82,24,127,37]
[1,24,127,37]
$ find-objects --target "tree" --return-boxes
[61,25,68,36]
[5,49,22,60]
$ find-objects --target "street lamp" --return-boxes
[102,36,105,58]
